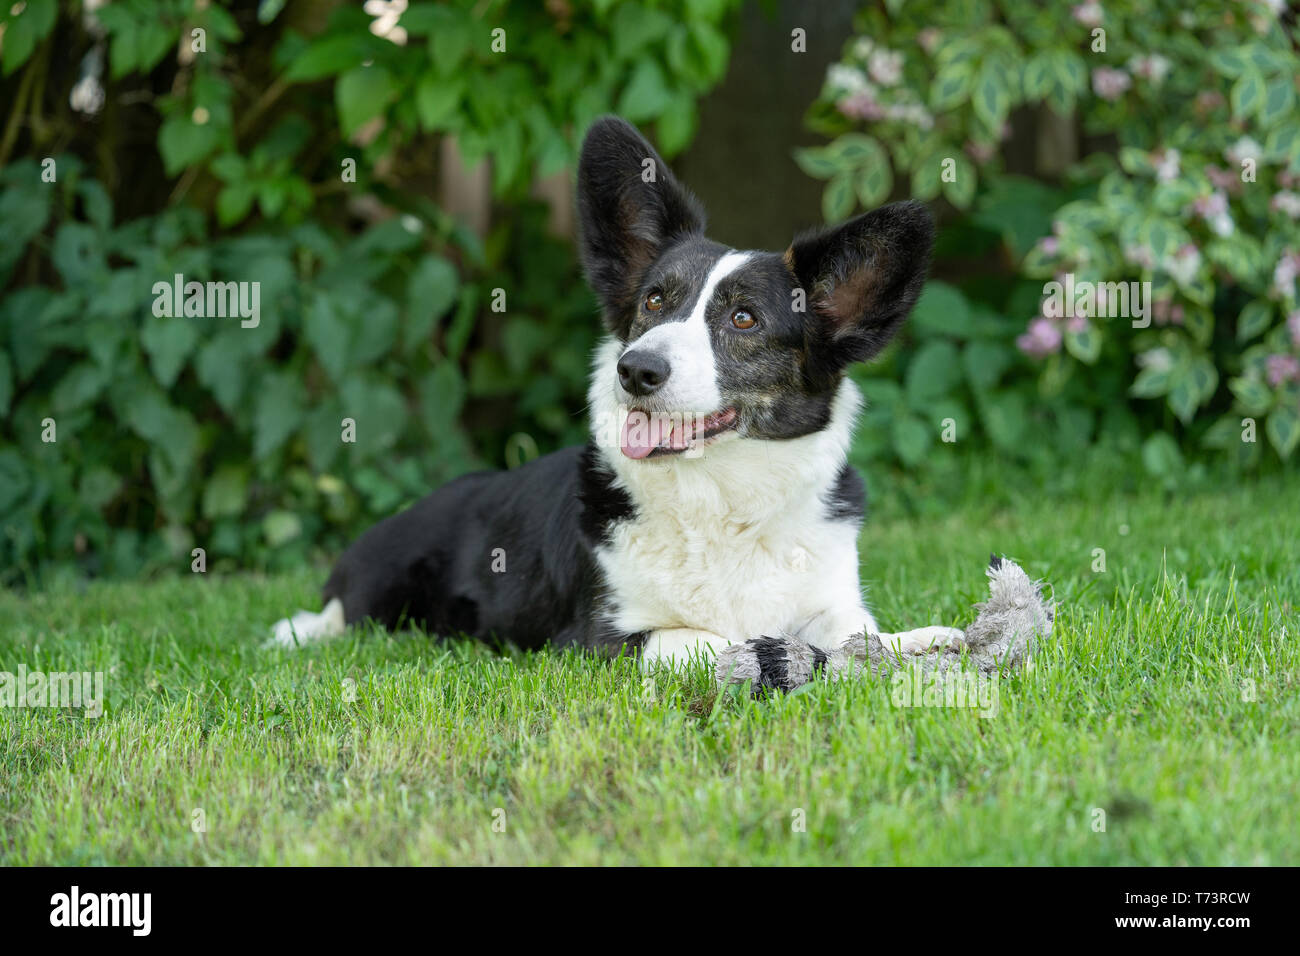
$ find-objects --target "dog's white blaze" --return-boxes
[620,250,751,414]
[589,337,882,663]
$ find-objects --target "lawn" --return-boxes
[1,474,1296,865]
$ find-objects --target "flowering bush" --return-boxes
[802,0,1300,471]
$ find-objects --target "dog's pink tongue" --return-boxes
[620,411,667,459]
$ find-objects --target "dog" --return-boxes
[271,116,965,668]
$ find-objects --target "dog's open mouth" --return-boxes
[619,407,738,460]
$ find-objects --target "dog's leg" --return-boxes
[876,625,966,656]
[268,597,346,649]
[640,627,731,671]
[801,606,963,656]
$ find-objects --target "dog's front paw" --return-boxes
[877,625,966,657]
[265,599,346,649]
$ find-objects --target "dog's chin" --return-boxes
[619,406,740,460]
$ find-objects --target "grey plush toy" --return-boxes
[714,556,1054,693]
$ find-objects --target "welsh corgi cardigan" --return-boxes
[271,117,963,668]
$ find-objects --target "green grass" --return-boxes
[2,476,1297,865]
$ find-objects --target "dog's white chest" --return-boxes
[596,499,862,643]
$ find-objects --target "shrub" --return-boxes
[802,0,1300,478]
[0,0,741,581]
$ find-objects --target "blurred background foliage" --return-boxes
[0,0,1295,585]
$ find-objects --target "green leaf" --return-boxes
[891,414,931,466]
[285,34,372,81]
[2,0,56,75]
[687,20,729,85]
[0,352,10,415]
[1266,405,1300,459]
[963,340,1010,391]
[980,392,1027,451]
[1259,76,1295,129]
[1230,68,1266,121]
[1237,300,1274,342]
[195,331,248,414]
[52,362,110,412]
[1208,45,1249,79]
[656,93,697,156]
[1228,376,1273,415]
[336,66,395,137]
[822,173,855,223]
[158,117,220,176]
[201,464,249,520]
[618,60,672,122]
[1141,431,1184,478]
[253,371,306,460]
[339,376,408,458]
[415,73,465,130]
[905,340,963,406]
[304,294,354,383]
[141,313,200,388]
[405,255,459,352]
[262,510,302,547]
[910,281,971,337]
[911,154,943,200]
[855,162,893,209]
[930,61,973,111]
[828,133,887,165]
[972,59,1011,130]
[1064,322,1101,364]
[941,154,975,209]
[793,146,839,180]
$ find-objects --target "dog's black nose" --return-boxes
[617,350,670,397]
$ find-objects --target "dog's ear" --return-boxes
[786,200,934,384]
[577,116,705,339]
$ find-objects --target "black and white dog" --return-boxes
[271,117,963,667]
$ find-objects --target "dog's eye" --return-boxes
[644,292,664,312]
[731,309,756,330]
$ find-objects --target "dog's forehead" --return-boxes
[648,237,730,286]
[650,240,793,295]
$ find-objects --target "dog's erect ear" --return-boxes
[577,116,705,338]
[786,200,934,384]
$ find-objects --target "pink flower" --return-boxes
[1017,317,1063,359]
[837,91,885,120]
[1194,90,1225,113]
[1265,354,1300,387]
[1273,250,1300,299]
[1072,2,1104,27]
[1271,192,1300,219]
[964,140,996,163]
[1192,190,1234,236]
[917,28,941,55]
[1164,244,1201,286]
[1128,54,1171,84]
[1153,148,1180,182]
[1038,236,1061,256]
[1124,244,1156,270]
[1152,299,1186,327]
[1205,165,1242,195]
[1226,136,1261,168]
[1067,316,1089,334]
[868,49,903,86]
[1091,67,1131,101]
